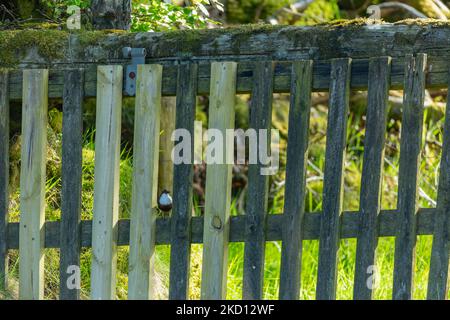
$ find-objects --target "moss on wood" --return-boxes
[318,18,450,29]
[319,18,386,28]
[1,19,450,67]
[394,18,450,26]
[0,30,68,66]
[75,29,126,47]
[0,29,126,67]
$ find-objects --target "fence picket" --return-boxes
[169,63,198,300]
[279,60,313,300]
[19,69,48,300]
[242,61,274,299]
[353,57,391,300]
[60,69,84,300]
[91,65,123,300]
[128,65,162,299]
[393,54,427,300]
[426,72,450,300]
[0,71,9,291]
[316,58,351,300]
[201,62,237,299]
[158,97,176,195]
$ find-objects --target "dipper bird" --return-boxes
[158,190,173,212]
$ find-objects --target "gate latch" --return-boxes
[122,47,147,96]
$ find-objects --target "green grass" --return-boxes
[1,91,449,300]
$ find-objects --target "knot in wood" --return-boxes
[211,215,222,230]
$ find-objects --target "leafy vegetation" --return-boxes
[1,0,220,31]
[131,0,221,31]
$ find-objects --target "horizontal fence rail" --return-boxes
[2,58,445,99]
[3,208,442,248]
[0,49,449,300]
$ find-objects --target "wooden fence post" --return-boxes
[91,0,132,30]
[427,70,450,299]
[201,62,237,299]
[91,65,123,300]
[316,58,351,300]
[0,71,9,291]
[128,64,162,299]
[158,97,176,196]
[242,61,274,299]
[60,69,84,300]
[169,63,198,300]
[393,54,427,300]
[353,57,391,300]
[19,69,48,300]
[279,60,313,300]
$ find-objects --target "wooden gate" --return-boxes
[0,25,449,300]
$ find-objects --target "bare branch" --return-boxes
[267,0,315,24]
[376,2,428,18]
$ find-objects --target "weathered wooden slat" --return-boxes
[90,65,123,300]
[60,69,84,300]
[168,63,198,300]
[19,69,48,300]
[316,58,351,300]
[201,62,237,300]
[5,208,439,249]
[6,57,450,99]
[353,57,391,300]
[0,71,9,291]
[158,96,176,195]
[427,72,450,300]
[393,54,427,300]
[279,60,313,300]
[128,65,162,299]
[242,61,274,300]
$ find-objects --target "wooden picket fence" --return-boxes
[0,53,449,300]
